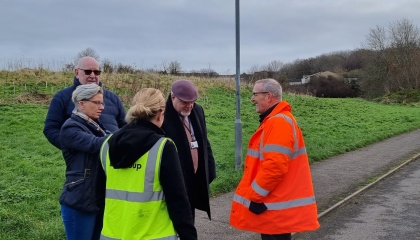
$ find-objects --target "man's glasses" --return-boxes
[252,92,269,96]
[176,97,195,105]
[78,68,102,76]
[84,100,105,106]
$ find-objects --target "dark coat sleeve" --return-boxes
[60,120,106,154]
[197,105,216,183]
[104,90,127,129]
[160,140,197,240]
[44,90,72,149]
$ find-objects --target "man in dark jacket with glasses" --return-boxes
[43,56,126,149]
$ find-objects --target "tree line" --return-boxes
[73,18,420,100]
[245,18,420,99]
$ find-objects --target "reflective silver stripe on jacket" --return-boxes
[246,113,307,161]
[248,113,307,197]
[247,149,260,158]
[251,180,269,197]
[101,141,108,172]
[144,138,165,192]
[270,113,307,159]
[270,113,298,156]
[105,189,164,202]
[100,234,178,240]
[233,193,316,210]
[104,137,166,202]
[100,135,113,174]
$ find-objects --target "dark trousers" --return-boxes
[261,233,291,240]
[191,206,196,223]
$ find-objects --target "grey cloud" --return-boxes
[1,0,420,73]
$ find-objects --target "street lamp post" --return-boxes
[234,0,242,170]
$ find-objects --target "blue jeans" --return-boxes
[61,204,103,240]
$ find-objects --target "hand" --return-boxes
[249,201,267,215]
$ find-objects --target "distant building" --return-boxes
[288,71,341,85]
[301,71,340,84]
[289,79,303,85]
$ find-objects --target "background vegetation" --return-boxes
[243,18,420,101]
[1,17,420,239]
[1,68,419,239]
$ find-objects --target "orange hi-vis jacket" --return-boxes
[230,101,320,234]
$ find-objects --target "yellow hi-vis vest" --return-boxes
[99,136,177,240]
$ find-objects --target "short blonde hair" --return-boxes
[125,88,165,124]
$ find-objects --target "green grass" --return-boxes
[0,104,65,240]
[1,83,420,239]
[203,88,420,194]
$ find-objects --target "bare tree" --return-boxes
[247,64,260,74]
[366,25,387,51]
[388,19,420,89]
[363,18,420,97]
[76,47,100,60]
[265,60,284,72]
[102,58,114,73]
[161,60,168,73]
[72,48,100,66]
[168,61,182,75]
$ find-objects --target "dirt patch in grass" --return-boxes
[14,93,51,105]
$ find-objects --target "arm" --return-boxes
[60,121,106,154]
[205,129,216,183]
[43,93,68,149]
[106,91,127,128]
[115,96,127,128]
[248,117,293,202]
[197,105,216,182]
[160,140,197,240]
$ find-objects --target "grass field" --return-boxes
[1,71,420,239]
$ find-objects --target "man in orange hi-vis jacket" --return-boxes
[230,78,320,240]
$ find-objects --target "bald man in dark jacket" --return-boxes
[161,80,216,221]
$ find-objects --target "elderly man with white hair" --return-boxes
[161,79,216,222]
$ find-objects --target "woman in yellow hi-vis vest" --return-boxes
[100,88,197,240]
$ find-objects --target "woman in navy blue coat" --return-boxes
[59,84,109,240]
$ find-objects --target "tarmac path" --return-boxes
[294,156,420,240]
[194,129,420,240]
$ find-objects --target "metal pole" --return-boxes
[234,0,242,170]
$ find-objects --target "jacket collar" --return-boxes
[259,100,292,123]
[73,76,103,87]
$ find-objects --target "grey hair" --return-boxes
[255,78,282,100]
[72,84,103,103]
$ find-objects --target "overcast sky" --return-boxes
[1,0,420,74]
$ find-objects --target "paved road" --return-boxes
[294,157,420,240]
[195,129,420,240]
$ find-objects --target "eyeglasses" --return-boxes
[84,100,105,106]
[176,97,195,105]
[78,68,102,76]
[252,92,269,96]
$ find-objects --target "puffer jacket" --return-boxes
[43,77,126,149]
[59,114,108,212]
